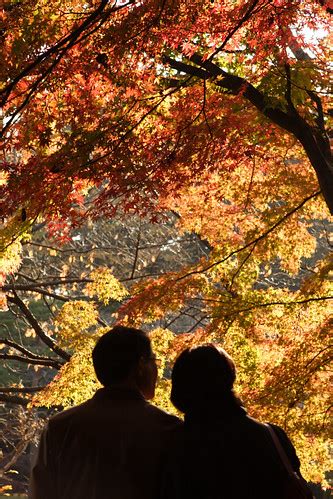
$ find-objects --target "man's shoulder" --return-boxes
[47,395,181,430]
[48,399,92,428]
[143,401,182,427]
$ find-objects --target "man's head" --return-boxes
[92,326,157,399]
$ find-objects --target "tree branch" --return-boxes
[130,223,142,280]
[0,353,62,369]
[176,190,321,281]
[0,0,133,109]
[164,53,333,213]
[2,277,92,291]
[284,63,297,115]
[7,291,71,361]
[285,30,330,157]
[0,338,63,364]
[3,285,82,302]
[83,76,193,169]
[0,386,46,393]
[224,295,333,317]
[0,394,29,406]
[167,52,307,134]
[162,56,209,79]
[209,0,260,60]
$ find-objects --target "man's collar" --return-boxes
[93,386,145,402]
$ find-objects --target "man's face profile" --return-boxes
[137,355,158,400]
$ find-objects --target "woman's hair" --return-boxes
[92,326,152,386]
[171,344,237,413]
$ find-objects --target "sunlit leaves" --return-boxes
[54,300,98,348]
[1,0,331,226]
[32,338,100,409]
[0,234,23,309]
[85,268,128,304]
[300,254,333,297]
[0,239,22,284]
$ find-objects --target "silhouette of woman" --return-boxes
[161,344,309,499]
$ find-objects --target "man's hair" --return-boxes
[171,344,236,413]
[92,326,152,386]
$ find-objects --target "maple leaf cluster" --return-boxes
[0,0,332,230]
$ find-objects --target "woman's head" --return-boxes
[171,344,237,413]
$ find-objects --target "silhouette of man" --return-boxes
[29,326,181,499]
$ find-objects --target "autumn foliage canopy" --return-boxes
[0,0,332,487]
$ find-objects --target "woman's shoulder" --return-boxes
[245,416,301,472]
[267,422,301,472]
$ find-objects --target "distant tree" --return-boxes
[0,212,208,492]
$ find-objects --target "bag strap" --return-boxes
[264,423,295,477]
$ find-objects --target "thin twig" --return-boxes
[175,191,321,281]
